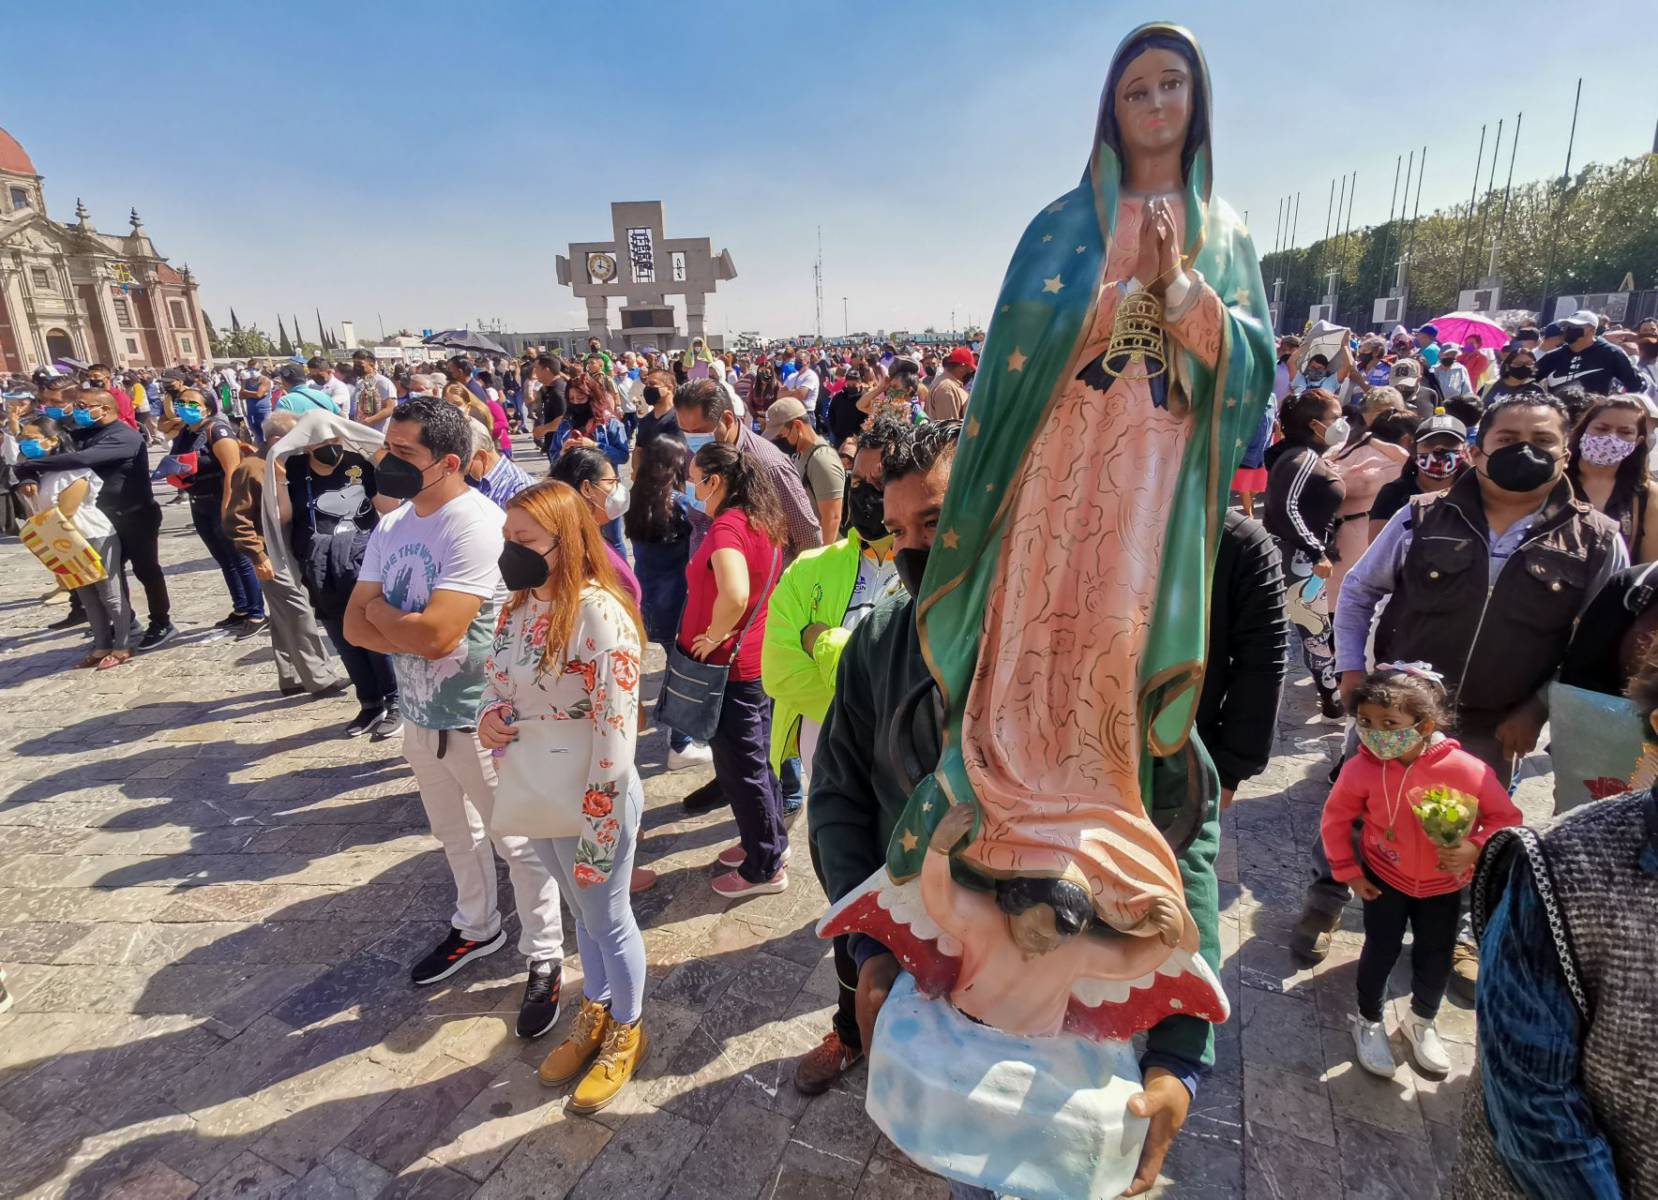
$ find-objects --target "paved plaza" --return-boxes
[0,459,1554,1200]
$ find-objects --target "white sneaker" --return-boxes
[1400,1013,1451,1075]
[668,742,713,770]
[1352,1016,1396,1077]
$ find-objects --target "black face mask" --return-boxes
[1505,363,1536,381]
[843,384,863,401]
[643,385,662,405]
[375,453,438,500]
[567,403,593,428]
[1481,441,1559,494]
[499,541,551,590]
[847,482,887,542]
[312,444,345,467]
[894,546,930,598]
[772,436,794,455]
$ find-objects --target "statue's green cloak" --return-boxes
[889,23,1276,883]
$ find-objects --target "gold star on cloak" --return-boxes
[1233,286,1253,307]
[1041,234,1053,243]
[1007,348,1028,372]
[942,530,960,549]
[967,416,981,438]
[900,829,919,853]
[1042,275,1064,294]
[1045,199,1068,214]
[1075,245,1087,254]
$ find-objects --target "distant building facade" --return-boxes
[0,125,211,373]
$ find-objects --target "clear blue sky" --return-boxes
[4,0,1651,341]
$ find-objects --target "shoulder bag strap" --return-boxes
[1474,825,1591,1023]
[728,546,783,660]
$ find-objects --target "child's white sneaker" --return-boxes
[1401,1013,1451,1075]
[1352,1016,1396,1077]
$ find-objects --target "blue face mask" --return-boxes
[627,368,640,381]
[175,403,204,425]
[684,431,715,455]
[19,438,47,459]
[44,405,69,420]
[71,408,96,428]
[682,481,707,514]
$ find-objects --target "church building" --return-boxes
[0,125,211,374]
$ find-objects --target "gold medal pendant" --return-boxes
[1384,827,1397,843]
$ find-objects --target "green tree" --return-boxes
[215,326,275,359]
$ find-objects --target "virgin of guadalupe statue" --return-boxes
[875,23,1275,1036]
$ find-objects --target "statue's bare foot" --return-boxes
[1147,896,1183,948]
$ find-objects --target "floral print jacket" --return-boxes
[481,585,641,886]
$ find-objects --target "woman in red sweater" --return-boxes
[1321,664,1521,1079]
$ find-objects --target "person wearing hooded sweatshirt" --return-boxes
[762,418,906,1098]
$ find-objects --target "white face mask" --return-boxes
[602,480,630,521]
[1321,416,1351,448]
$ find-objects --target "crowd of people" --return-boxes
[3,304,1658,1196]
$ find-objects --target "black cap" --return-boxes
[306,355,328,370]
[277,363,305,386]
[1416,408,1467,443]
[1541,322,1562,338]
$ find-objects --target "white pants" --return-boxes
[401,724,563,961]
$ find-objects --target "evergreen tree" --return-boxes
[276,317,293,357]
[230,307,242,333]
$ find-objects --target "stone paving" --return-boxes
[0,465,1556,1199]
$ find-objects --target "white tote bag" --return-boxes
[490,715,592,839]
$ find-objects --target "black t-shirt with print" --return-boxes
[636,409,684,453]
[1537,338,1644,396]
[171,419,237,501]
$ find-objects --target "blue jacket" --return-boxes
[547,417,628,466]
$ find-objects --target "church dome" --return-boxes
[0,126,37,176]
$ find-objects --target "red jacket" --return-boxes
[1321,736,1521,898]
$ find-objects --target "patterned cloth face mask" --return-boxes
[1578,433,1640,468]
[1358,725,1424,760]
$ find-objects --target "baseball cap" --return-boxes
[1389,359,1421,385]
[1439,341,1461,355]
[945,346,977,369]
[761,397,809,437]
[1416,408,1467,443]
[1564,309,1598,329]
[1541,322,1562,339]
[277,363,305,386]
[1416,323,1439,339]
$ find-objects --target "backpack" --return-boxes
[301,482,372,615]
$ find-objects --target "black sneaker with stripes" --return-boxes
[410,927,506,986]
[516,959,562,1039]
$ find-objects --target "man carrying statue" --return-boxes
[809,23,1274,1199]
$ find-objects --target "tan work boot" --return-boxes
[538,996,609,1087]
[570,1019,649,1114]
[1448,943,1479,1002]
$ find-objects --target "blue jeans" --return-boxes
[530,776,646,1024]
[244,397,270,446]
[190,500,264,618]
[780,755,804,809]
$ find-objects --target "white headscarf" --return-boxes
[260,408,387,580]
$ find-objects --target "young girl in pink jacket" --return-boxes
[1321,664,1521,1079]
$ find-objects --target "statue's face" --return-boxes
[1113,46,1192,163]
[1008,904,1064,957]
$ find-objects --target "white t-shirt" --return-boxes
[358,488,506,730]
[792,367,821,411]
[37,466,115,540]
[323,378,353,413]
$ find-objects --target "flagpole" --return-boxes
[1539,79,1582,318]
